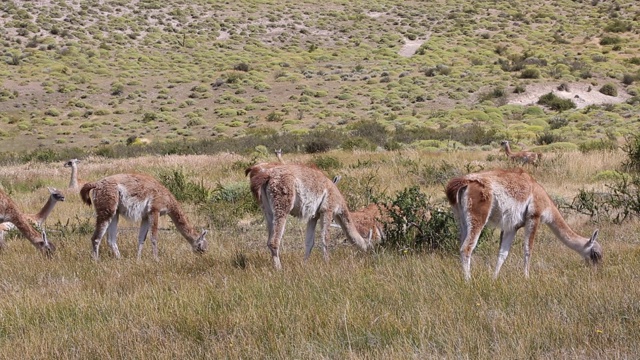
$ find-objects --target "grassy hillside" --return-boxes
[1,1,640,357]
[0,0,639,154]
[0,149,638,358]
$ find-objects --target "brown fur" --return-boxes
[349,203,390,242]
[0,187,65,239]
[80,173,207,260]
[446,168,602,280]
[246,164,369,269]
[0,189,54,256]
[347,203,431,242]
[500,140,542,165]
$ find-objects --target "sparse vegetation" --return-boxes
[0,0,634,152]
[0,1,640,356]
[0,149,636,358]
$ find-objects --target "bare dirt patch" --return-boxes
[398,38,426,57]
[509,82,631,109]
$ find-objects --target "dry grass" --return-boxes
[0,149,638,358]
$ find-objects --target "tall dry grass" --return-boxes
[0,149,638,358]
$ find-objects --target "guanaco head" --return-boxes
[64,159,79,168]
[585,229,603,265]
[500,140,510,148]
[192,229,208,254]
[47,187,65,202]
[36,230,56,258]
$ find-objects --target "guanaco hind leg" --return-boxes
[106,213,121,259]
[304,216,319,260]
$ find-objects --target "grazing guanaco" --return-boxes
[0,187,65,241]
[246,163,370,269]
[446,168,602,280]
[80,173,207,260]
[0,189,54,256]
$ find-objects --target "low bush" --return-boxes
[520,68,541,79]
[202,182,257,228]
[599,36,622,45]
[535,131,565,145]
[537,92,576,111]
[377,186,490,254]
[578,139,617,153]
[158,169,210,204]
[622,134,640,173]
[599,83,618,96]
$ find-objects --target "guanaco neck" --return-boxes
[334,207,366,245]
[69,164,79,189]
[543,206,590,252]
[32,195,59,226]
[166,202,199,244]
[502,142,513,157]
[5,211,45,247]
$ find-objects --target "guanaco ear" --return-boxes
[40,230,55,257]
[587,229,599,247]
[199,229,208,239]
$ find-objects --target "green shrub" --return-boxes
[599,36,622,45]
[623,134,640,173]
[310,155,342,170]
[566,175,640,224]
[349,120,388,146]
[622,74,635,85]
[44,108,61,116]
[409,160,461,186]
[21,148,58,163]
[599,83,618,96]
[341,137,376,151]
[158,169,210,204]
[537,92,576,111]
[548,116,568,129]
[266,111,284,122]
[605,20,632,33]
[110,82,124,96]
[520,68,541,79]
[376,186,488,254]
[202,182,257,228]
[578,139,617,153]
[233,62,250,72]
[535,131,565,145]
[524,106,545,116]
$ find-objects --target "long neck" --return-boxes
[69,165,78,188]
[167,201,198,244]
[334,207,369,251]
[544,206,590,253]
[32,196,58,226]
[503,144,513,156]
[6,210,44,247]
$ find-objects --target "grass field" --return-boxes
[1,0,640,358]
[0,149,638,358]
